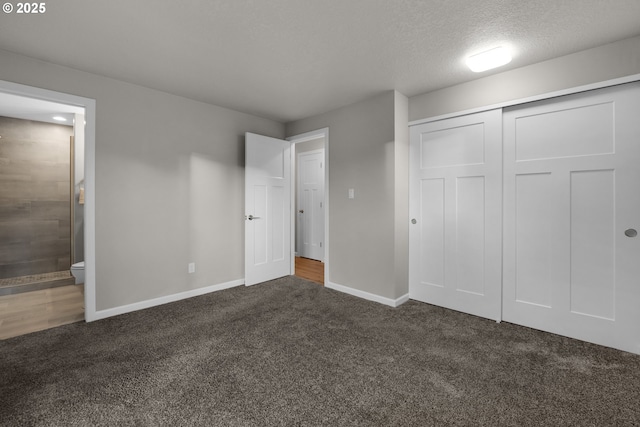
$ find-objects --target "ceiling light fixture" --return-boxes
[53,116,67,122]
[466,46,512,73]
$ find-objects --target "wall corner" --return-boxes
[393,91,410,298]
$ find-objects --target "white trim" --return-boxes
[91,279,245,321]
[395,293,411,307]
[409,73,640,127]
[287,128,328,144]
[83,101,96,321]
[326,281,410,308]
[0,80,98,322]
[287,128,329,281]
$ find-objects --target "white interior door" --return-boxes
[245,132,291,286]
[409,109,503,321]
[297,149,324,261]
[503,82,640,354]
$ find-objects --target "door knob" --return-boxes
[298,210,304,214]
[625,228,637,238]
[411,218,417,224]
[248,215,261,220]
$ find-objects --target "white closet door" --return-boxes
[503,82,640,354]
[409,109,503,321]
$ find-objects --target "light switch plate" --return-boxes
[348,188,355,199]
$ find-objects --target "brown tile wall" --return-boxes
[0,117,73,278]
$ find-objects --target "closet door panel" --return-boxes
[409,109,502,321]
[503,82,640,354]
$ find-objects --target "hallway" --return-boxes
[295,257,324,285]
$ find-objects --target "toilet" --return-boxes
[70,261,85,285]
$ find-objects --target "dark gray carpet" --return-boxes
[1,276,639,426]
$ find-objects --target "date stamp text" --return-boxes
[3,3,47,14]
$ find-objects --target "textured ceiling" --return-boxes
[1,0,639,122]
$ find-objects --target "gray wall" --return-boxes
[0,116,74,278]
[295,138,324,155]
[410,35,640,121]
[393,92,409,298]
[73,113,85,264]
[286,91,408,300]
[0,49,284,311]
[2,33,637,311]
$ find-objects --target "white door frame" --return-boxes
[0,80,97,322]
[287,128,329,279]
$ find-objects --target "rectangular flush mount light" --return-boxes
[467,46,512,72]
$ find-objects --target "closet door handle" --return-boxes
[625,229,637,238]
[247,215,261,220]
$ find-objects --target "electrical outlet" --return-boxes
[188,263,196,274]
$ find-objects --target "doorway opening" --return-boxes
[0,81,95,338]
[288,128,328,286]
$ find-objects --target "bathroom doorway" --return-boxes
[0,89,87,339]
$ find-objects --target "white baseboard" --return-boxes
[89,278,408,321]
[89,279,244,321]
[326,281,410,308]
[395,293,411,307]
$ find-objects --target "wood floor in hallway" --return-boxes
[0,284,84,340]
[295,257,324,285]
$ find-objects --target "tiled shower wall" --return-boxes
[0,116,74,279]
